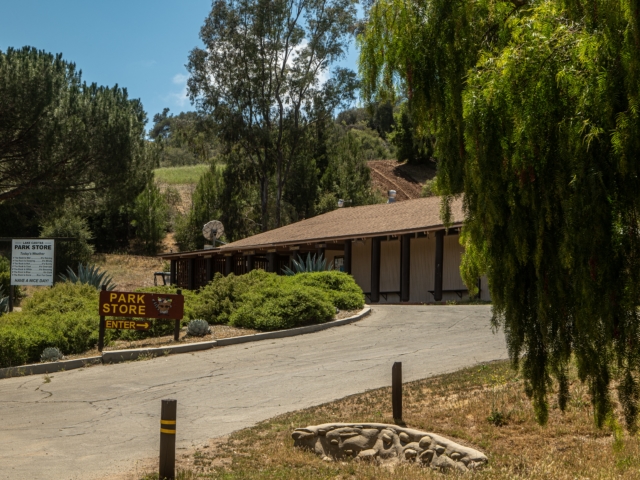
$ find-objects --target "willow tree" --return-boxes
[360,0,640,430]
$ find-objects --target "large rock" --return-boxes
[292,423,487,472]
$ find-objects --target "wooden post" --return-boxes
[267,252,276,273]
[169,260,176,286]
[392,362,402,423]
[370,237,382,303]
[173,289,182,342]
[343,239,352,274]
[98,285,106,352]
[225,255,233,276]
[159,399,177,480]
[205,258,213,282]
[434,230,444,301]
[187,259,195,290]
[246,254,254,273]
[400,234,411,302]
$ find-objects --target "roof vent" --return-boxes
[387,190,397,203]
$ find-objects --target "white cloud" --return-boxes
[172,73,188,85]
[163,73,189,108]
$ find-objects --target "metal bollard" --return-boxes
[392,362,402,424]
[159,399,177,480]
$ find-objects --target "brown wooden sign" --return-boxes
[99,291,184,320]
[105,319,151,331]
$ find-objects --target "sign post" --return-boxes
[97,289,184,352]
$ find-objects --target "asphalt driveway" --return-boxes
[0,304,507,479]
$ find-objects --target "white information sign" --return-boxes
[10,239,55,286]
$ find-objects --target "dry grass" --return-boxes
[93,253,165,291]
[136,360,640,480]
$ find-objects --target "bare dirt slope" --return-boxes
[368,160,436,201]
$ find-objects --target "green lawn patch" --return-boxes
[154,164,210,184]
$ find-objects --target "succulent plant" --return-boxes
[40,347,64,363]
[187,319,211,337]
[59,263,117,291]
[282,253,332,276]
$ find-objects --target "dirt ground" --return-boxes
[368,160,436,201]
[93,253,166,291]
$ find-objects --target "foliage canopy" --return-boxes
[360,0,640,430]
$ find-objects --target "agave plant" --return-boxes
[41,347,64,363]
[0,286,8,314]
[282,253,332,276]
[187,319,211,337]
[59,263,117,291]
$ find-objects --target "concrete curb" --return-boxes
[0,356,102,379]
[0,307,371,378]
[216,307,371,346]
[102,339,218,363]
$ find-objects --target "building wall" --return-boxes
[352,239,371,293]
[378,238,401,303]
[409,236,434,303]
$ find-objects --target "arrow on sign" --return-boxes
[105,320,152,331]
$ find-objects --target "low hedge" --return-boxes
[230,283,335,330]
[194,270,364,329]
[0,283,101,368]
[290,271,365,310]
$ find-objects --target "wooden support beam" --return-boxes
[267,252,276,273]
[371,237,382,303]
[225,255,233,276]
[205,258,212,282]
[187,258,195,290]
[400,234,411,302]
[246,255,255,273]
[170,259,176,285]
[343,239,352,274]
[434,230,444,301]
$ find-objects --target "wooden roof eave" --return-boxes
[158,222,463,260]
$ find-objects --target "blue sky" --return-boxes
[0,0,361,130]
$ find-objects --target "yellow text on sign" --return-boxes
[100,293,147,315]
[105,320,145,330]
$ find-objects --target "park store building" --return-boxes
[160,196,491,303]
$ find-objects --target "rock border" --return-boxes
[0,307,371,379]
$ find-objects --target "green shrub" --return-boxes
[230,282,334,331]
[193,270,277,324]
[291,271,365,310]
[0,255,24,302]
[0,283,101,367]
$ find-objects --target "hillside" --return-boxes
[368,159,436,201]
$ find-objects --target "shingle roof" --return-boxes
[216,196,464,252]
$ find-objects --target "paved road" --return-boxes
[0,305,506,480]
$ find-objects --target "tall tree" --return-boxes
[187,0,358,230]
[360,0,640,430]
[0,47,149,210]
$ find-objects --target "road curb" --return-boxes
[216,307,371,346]
[102,339,218,363]
[0,307,371,377]
[0,356,102,379]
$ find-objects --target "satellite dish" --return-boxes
[202,220,224,245]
